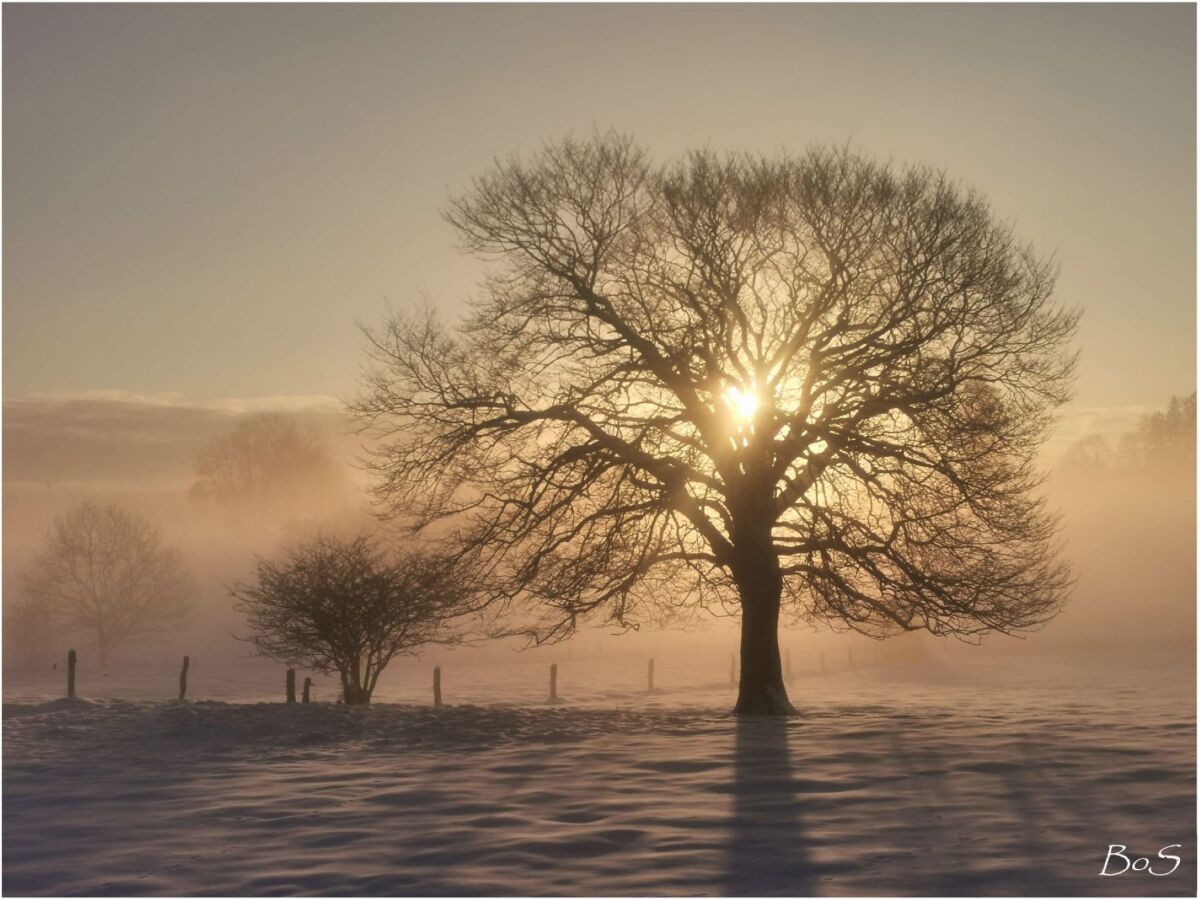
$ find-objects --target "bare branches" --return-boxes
[230,534,467,703]
[22,502,194,665]
[353,134,1077,645]
[191,413,347,524]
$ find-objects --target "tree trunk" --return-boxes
[340,671,372,705]
[733,562,796,716]
[344,685,371,705]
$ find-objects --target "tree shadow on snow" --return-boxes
[722,716,817,895]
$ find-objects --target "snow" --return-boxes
[4,653,1195,895]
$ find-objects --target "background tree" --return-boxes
[22,502,193,667]
[354,134,1078,714]
[191,413,347,523]
[231,534,466,704]
[1118,393,1196,471]
[1060,392,1196,479]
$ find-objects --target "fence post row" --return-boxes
[55,649,860,706]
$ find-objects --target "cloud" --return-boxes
[20,390,345,413]
[4,392,354,494]
[1,391,1162,493]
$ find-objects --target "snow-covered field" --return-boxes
[4,653,1195,896]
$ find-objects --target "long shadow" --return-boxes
[882,723,986,895]
[722,715,818,896]
[998,734,1197,896]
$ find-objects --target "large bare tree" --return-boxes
[22,502,193,667]
[354,134,1078,714]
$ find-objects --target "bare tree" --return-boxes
[23,502,193,667]
[353,134,1078,714]
[191,413,347,523]
[231,534,465,704]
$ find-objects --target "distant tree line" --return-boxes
[1061,393,1196,478]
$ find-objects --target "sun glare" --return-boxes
[724,384,758,422]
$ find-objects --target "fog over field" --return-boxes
[3,4,1194,897]
[3,394,1195,896]
[3,390,1193,688]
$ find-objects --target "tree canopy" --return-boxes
[192,413,347,524]
[23,502,193,666]
[232,534,467,704]
[354,134,1078,713]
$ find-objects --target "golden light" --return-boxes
[724,384,758,423]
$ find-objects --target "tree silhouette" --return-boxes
[191,413,346,524]
[231,534,466,705]
[23,502,193,667]
[354,134,1078,714]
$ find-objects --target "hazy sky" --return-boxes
[4,3,1195,419]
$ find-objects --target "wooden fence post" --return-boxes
[549,662,558,702]
[67,648,76,699]
[178,655,190,700]
[302,677,312,704]
[647,658,655,693]
[286,669,296,704]
[433,666,443,708]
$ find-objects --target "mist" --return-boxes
[3,5,1194,895]
[4,391,1193,696]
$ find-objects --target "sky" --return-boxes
[3,3,1196,461]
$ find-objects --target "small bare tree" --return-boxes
[231,534,465,704]
[354,133,1078,714]
[22,502,193,667]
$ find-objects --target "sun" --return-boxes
[724,384,758,422]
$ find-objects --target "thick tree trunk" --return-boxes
[340,675,372,705]
[733,562,796,716]
[339,660,373,705]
